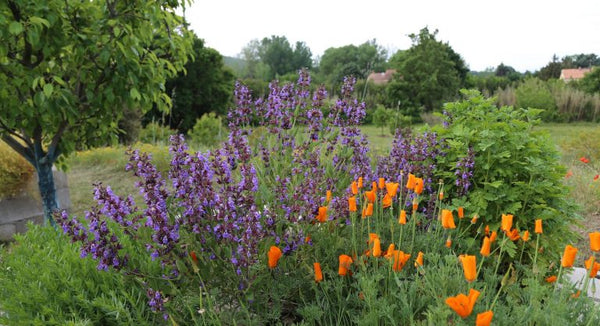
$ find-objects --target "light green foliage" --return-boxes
[433,90,579,265]
[139,122,177,146]
[187,112,227,148]
[387,27,468,112]
[372,105,390,136]
[516,77,558,121]
[578,67,600,94]
[0,141,34,198]
[0,224,159,325]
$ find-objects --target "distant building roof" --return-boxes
[367,69,396,85]
[560,68,592,82]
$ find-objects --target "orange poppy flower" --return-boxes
[382,193,392,208]
[484,225,490,236]
[460,254,477,282]
[348,196,357,212]
[476,310,494,326]
[439,191,444,200]
[590,232,600,252]
[522,230,530,242]
[314,262,323,282]
[371,181,377,193]
[268,246,282,269]
[501,213,513,232]
[414,177,424,195]
[565,170,573,179]
[535,219,543,234]
[572,290,581,299]
[372,238,382,257]
[506,228,520,241]
[378,177,385,189]
[584,256,600,278]
[441,209,456,229]
[406,173,416,190]
[190,251,199,264]
[458,207,464,218]
[305,235,311,243]
[580,157,590,164]
[384,243,395,259]
[368,233,379,243]
[364,190,376,203]
[471,214,479,224]
[545,275,557,283]
[351,181,358,195]
[445,288,480,318]
[399,210,407,225]
[594,174,599,181]
[358,177,363,189]
[415,251,424,267]
[480,236,491,257]
[386,182,399,197]
[445,237,452,248]
[338,254,353,276]
[316,206,328,223]
[489,231,497,243]
[561,245,578,268]
[326,190,332,203]
[362,203,373,218]
[391,250,411,272]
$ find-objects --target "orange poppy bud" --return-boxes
[414,177,424,195]
[476,310,494,326]
[501,214,513,232]
[445,237,452,248]
[471,214,479,224]
[364,190,376,203]
[572,290,581,299]
[386,182,399,197]
[372,238,382,257]
[378,177,385,189]
[565,170,573,178]
[399,210,407,225]
[545,275,557,283]
[522,230,530,242]
[406,173,416,190]
[358,177,363,188]
[316,206,328,223]
[371,181,377,193]
[392,250,411,272]
[561,245,578,268]
[268,246,282,269]
[489,231,497,243]
[190,251,199,264]
[594,174,599,181]
[484,225,490,236]
[412,197,418,212]
[459,254,477,282]
[382,193,392,208]
[580,156,590,164]
[441,209,456,229]
[458,207,464,218]
[314,262,323,283]
[584,256,600,278]
[439,191,444,200]
[326,190,332,203]
[338,254,353,276]
[480,237,491,257]
[368,233,379,243]
[351,181,358,195]
[535,219,543,234]
[362,203,373,218]
[590,232,600,251]
[445,289,480,318]
[348,196,357,212]
[506,228,520,241]
[415,251,424,267]
[305,235,311,243]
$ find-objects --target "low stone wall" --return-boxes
[0,169,70,241]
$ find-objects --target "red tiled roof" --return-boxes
[560,68,592,81]
[367,69,396,85]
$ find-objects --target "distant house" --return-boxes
[366,69,396,85]
[559,67,592,82]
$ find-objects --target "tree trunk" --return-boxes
[36,160,58,227]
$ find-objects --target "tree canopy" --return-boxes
[0,0,193,224]
[318,40,388,87]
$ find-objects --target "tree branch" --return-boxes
[47,120,68,162]
[1,134,35,166]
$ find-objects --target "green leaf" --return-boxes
[129,88,141,101]
[8,21,23,35]
[29,16,50,28]
[52,76,66,86]
[43,84,54,98]
[483,181,503,188]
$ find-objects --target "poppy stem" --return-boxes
[532,234,540,274]
[554,265,564,292]
[494,236,507,276]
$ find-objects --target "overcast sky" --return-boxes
[182,0,600,73]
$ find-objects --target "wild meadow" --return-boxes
[1,70,600,325]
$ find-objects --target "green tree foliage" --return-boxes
[372,105,389,136]
[537,54,563,80]
[318,39,387,88]
[515,78,558,121]
[386,27,467,112]
[578,67,600,94]
[144,36,235,133]
[562,53,600,68]
[0,0,193,224]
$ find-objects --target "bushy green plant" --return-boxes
[139,121,176,145]
[187,112,227,147]
[0,141,34,199]
[0,223,160,325]
[433,90,580,266]
[516,77,559,121]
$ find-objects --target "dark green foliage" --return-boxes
[432,90,580,267]
[144,36,235,134]
[537,55,563,81]
[578,67,600,94]
[0,224,159,325]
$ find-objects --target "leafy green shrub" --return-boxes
[187,112,227,147]
[0,223,160,325]
[139,121,176,145]
[516,77,559,121]
[0,141,34,199]
[433,90,579,266]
